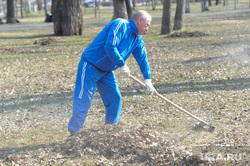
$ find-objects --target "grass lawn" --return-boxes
[0,6,249,166]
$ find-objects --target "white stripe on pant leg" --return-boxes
[79,62,87,99]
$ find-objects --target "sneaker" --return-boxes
[69,130,76,137]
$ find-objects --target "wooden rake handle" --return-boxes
[129,74,212,127]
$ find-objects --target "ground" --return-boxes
[0,10,249,165]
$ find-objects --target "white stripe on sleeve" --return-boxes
[113,20,126,46]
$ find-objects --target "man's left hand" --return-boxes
[119,64,130,77]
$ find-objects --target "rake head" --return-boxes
[192,122,215,132]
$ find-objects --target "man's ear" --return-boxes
[139,17,143,24]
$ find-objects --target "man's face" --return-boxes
[137,18,151,35]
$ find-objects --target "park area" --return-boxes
[0,6,250,166]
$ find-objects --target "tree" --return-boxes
[52,0,83,36]
[23,0,30,13]
[208,0,212,6]
[20,0,23,18]
[161,0,172,34]
[201,0,209,11]
[44,0,47,15]
[6,0,16,23]
[173,0,185,30]
[112,0,133,20]
[185,0,190,13]
[15,0,18,16]
[223,0,228,6]
[215,0,221,5]
[132,0,135,10]
[94,0,97,18]
[152,0,156,10]
[2,0,6,19]
[125,0,132,19]
[112,0,127,20]
[37,0,42,11]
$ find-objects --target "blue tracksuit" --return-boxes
[68,18,152,133]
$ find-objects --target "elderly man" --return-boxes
[68,10,155,136]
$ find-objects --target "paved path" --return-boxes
[0,8,249,32]
[0,19,111,32]
[0,23,53,32]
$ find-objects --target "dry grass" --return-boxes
[0,9,249,165]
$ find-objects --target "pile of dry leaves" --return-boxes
[53,126,206,165]
[168,31,209,38]
[2,126,209,165]
[33,37,57,45]
[0,47,18,54]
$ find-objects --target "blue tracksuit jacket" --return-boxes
[82,19,151,79]
[68,19,152,133]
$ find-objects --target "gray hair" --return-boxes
[131,10,152,22]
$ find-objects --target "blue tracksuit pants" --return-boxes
[68,60,122,133]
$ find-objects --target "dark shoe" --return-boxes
[69,130,76,137]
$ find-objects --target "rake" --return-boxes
[129,75,215,132]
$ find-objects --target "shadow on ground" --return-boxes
[0,143,57,160]
[155,77,250,95]
[1,76,249,112]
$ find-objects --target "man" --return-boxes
[68,10,155,136]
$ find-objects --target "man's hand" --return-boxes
[144,79,155,95]
[119,64,130,77]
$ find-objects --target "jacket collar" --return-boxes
[129,19,139,35]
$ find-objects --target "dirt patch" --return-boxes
[33,37,57,45]
[167,31,209,38]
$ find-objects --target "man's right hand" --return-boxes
[119,64,130,77]
[144,79,155,95]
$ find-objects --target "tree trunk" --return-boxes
[161,0,172,34]
[132,0,135,10]
[94,0,97,18]
[216,0,221,5]
[20,0,23,18]
[3,0,6,19]
[37,0,42,11]
[173,0,185,30]
[0,1,2,17]
[44,0,47,15]
[201,0,209,11]
[208,0,212,6]
[112,0,127,20]
[125,0,132,19]
[15,0,18,16]
[223,0,227,6]
[52,0,83,36]
[7,0,16,23]
[185,0,190,13]
[152,0,156,10]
